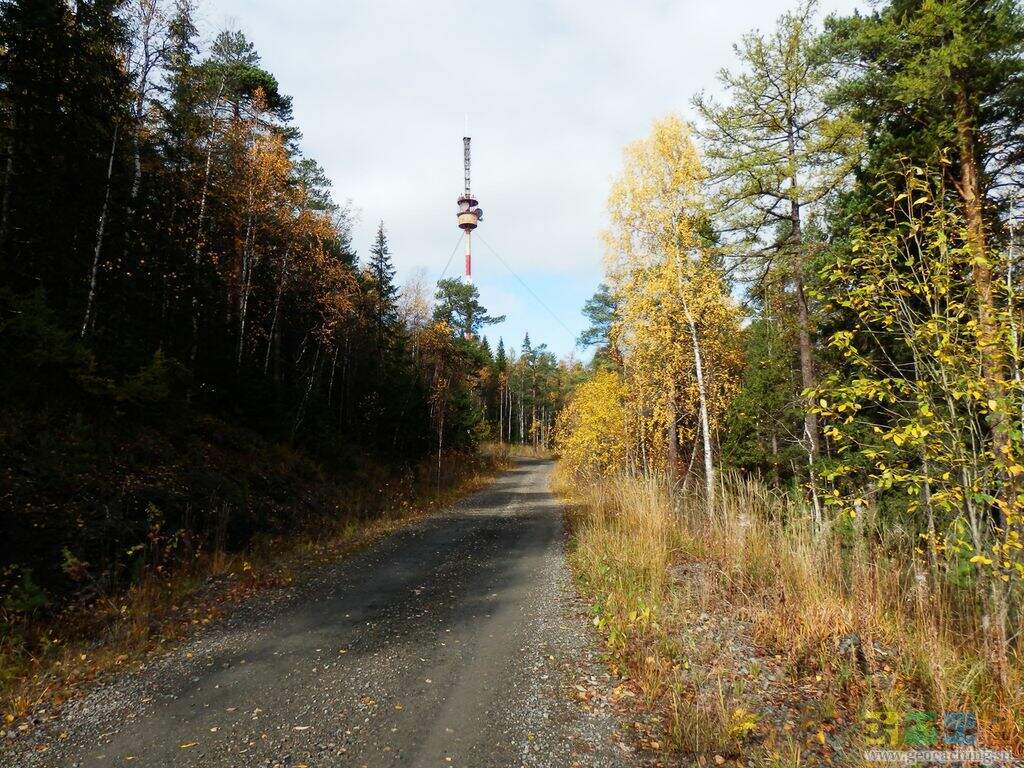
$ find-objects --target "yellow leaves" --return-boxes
[729,707,760,739]
[604,115,705,275]
[556,371,629,480]
[611,253,742,469]
[969,555,993,566]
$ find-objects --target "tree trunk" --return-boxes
[237,205,255,366]
[291,341,321,441]
[498,378,504,445]
[265,248,290,375]
[436,391,446,493]
[667,390,678,490]
[81,123,120,337]
[787,124,819,460]
[189,78,227,383]
[954,87,1013,691]
[1006,230,1024,436]
[954,89,1011,523]
[123,0,161,260]
[683,299,714,510]
[0,115,15,258]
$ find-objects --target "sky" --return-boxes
[200,0,864,359]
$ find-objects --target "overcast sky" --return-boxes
[199,0,864,358]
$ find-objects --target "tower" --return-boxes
[456,136,483,283]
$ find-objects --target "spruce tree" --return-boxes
[0,0,130,314]
[367,221,399,357]
[495,338,507,372]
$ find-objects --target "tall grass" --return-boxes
[557,466,1023,762]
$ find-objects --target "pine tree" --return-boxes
[433,278,504,338]
[578,283,620,369]
[825,0,1024,690]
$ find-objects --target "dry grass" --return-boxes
[500,442,556,459]
[557,467,1024,763]
[1,446,508,725]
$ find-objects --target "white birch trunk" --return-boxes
[82,123,120,337]
[684,300,715,509]
[264,247,291,374]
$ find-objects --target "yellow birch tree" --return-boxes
[603,115,742,498]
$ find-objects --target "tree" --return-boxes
[555,370,628,480]
[602,117,741,495]
[494,338,508,443]
[398,267,432,330]
[693,0,862,460]
[0,0,582,627]
[721,317,802,483]
[828,0,1024,519]
[604,115,742,498]
[578,282,620,369]
[812,161,1023,690]
[366,220,399,358]
[432,278,504,339]
[0,0,131,321]
[825,2,1024,688]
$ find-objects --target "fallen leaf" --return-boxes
[179,742,198,749]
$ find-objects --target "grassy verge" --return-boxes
[501,443,556,459]
[1,443,508,727]
[556,468,1023,766]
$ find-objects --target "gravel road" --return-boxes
[6,458,632,768]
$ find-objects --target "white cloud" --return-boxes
[200,0,865,353]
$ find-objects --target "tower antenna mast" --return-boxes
[455,135,484,339]
[456,136,483,287]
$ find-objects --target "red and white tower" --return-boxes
[456,136,483,283]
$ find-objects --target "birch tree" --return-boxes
[604,115,742,495]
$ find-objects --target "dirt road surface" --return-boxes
[7,458,631,768]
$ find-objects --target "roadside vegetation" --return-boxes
[2,439,506,725]
[558,0,1024,764]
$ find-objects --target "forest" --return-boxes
[555,0,1024,759]
[0,0,573,707]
